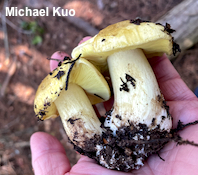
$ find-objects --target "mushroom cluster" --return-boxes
[34,19,183,171]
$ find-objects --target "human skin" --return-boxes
[30,37,198,175]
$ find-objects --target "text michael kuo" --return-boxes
[5,7,75,17]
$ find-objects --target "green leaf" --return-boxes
[31,35,42,45]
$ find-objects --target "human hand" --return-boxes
[30,37,198,175]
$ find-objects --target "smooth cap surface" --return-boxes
[71,20,174,71]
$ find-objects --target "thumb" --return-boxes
[30,132,71,175]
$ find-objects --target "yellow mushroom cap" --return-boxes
[34,57,111,120]
[71,20,175,72]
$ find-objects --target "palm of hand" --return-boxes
[31,54,198,175]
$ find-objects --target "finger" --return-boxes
[148,54,197,101]
[30,132,71,175]
[78,36,92,45]
[50,51,70,71]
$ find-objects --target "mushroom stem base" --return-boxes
[73,121,171,171]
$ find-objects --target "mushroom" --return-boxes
[34,57,110,151]
[71,19,181,171]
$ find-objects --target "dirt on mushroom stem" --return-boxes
[69,113,198,172]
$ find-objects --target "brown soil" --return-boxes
[0,0,198,174]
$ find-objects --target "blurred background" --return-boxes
[0,0,198,174]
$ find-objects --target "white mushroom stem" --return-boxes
[54,83,103,150]
[104,49,172,135]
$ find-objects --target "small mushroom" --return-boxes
[34,57,110,151]
[71,19,180,171]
